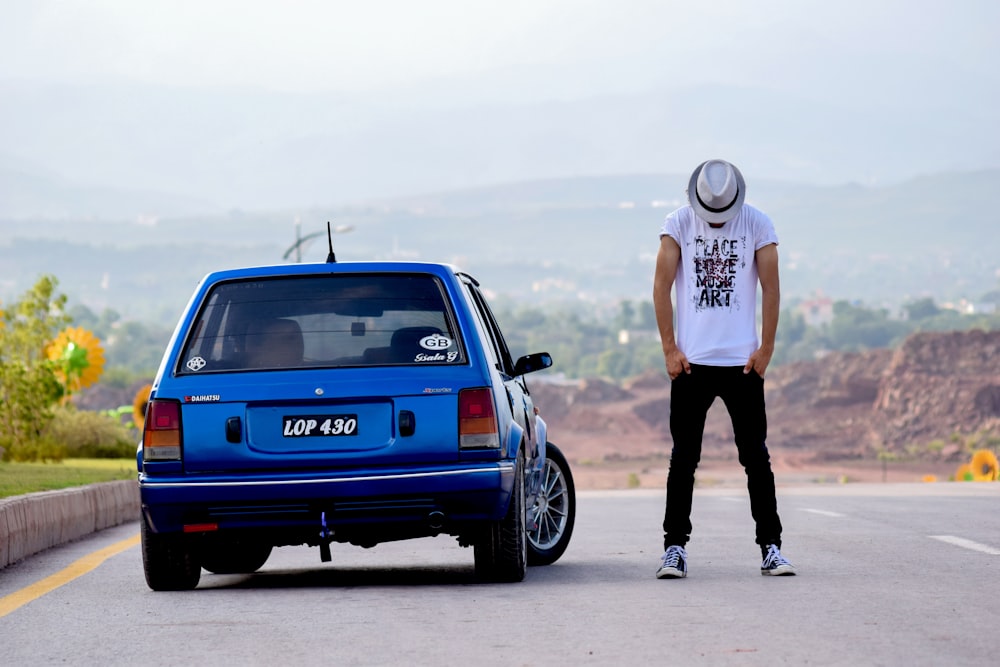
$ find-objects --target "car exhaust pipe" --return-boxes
[427,511,446,530]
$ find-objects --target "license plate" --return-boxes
[282,414,359,437]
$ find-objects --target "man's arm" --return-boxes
[653,235,690,379]
[745,242,780,376]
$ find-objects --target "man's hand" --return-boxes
[666,346,691,380]
[744,344,773,377]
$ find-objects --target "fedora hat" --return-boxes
[687,159,746,223]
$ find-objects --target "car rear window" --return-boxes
[176,273,465,373]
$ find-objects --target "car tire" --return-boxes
[200,537,273,575]
[527,441,576,566]
[141,514,201,591]
[474,449,527,583]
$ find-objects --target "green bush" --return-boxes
[43,407,136,459]
[2,437,68,463]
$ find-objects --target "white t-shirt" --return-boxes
[659,203,779,366]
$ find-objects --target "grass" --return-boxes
[0,458,136,499]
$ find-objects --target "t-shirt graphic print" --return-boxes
[693,234,748,312]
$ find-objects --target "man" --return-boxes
[652,159,794,578]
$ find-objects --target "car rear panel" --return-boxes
[140,262,517,535]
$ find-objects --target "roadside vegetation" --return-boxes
[0,275,138,464]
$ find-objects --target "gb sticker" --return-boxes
[419,333,453,351]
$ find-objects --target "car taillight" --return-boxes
[458,387,499,449]
[143,399,182,461]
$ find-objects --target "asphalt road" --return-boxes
[2,483,998,666]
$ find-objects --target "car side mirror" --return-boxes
[513,352,553,376]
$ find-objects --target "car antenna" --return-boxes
[325,221,337,263]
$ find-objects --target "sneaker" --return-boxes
[760,544,795,576]
[656,545,688,579]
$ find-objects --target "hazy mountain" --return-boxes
[0,161,220,219]
[1,78,997,217]
[1,171,996,326]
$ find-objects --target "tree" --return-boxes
[771,309,811,365]
[635,301,657,330]
[903,297,940,321]
[979,289,1000,305]
[0,276,71,460]
[614,300,636,330]
[826,300,910,350]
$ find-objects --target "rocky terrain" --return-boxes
[530,330,1000,488]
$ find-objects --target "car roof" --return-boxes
[199,260,465,283]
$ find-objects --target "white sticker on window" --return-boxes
[186,356,207,371]
[419,333,453,350]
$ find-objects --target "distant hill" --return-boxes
[1,170,996,324]
[0,164,220,219]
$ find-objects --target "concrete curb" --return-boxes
[0,480,139,570]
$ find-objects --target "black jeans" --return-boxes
[662,364,783,550]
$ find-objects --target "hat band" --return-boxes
[697,186,740,214]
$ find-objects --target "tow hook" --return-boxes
[319,511,333,562]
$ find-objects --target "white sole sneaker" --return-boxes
[656,566,687,579]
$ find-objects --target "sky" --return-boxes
[3,0,997,100]
[1,0,998,210]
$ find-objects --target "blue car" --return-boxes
[138,258,575,590]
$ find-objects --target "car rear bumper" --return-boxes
[140,461,515,538]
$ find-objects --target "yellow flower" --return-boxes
[133,384,153,430]
[970,450,999,482]
[954,463,974,482]
[921,475,937,483]
[46,326,106,392]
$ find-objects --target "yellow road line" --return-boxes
[0,533,140,618]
